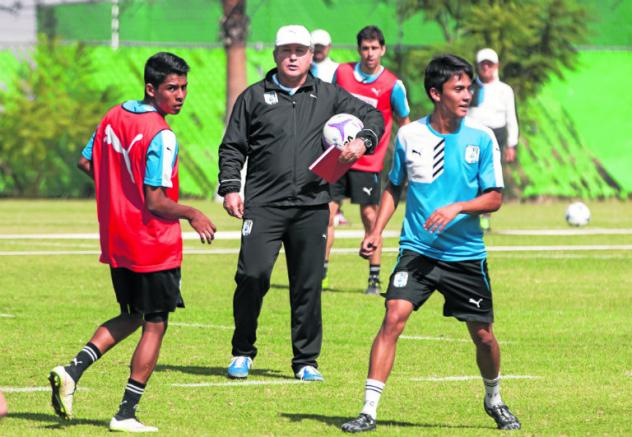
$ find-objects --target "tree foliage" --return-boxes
[388,0,588,113]
[0,36,119,197]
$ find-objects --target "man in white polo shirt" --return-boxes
[469,48,519,231]
[310,29,339,83]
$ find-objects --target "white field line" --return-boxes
[491,253,629,259]
[496,228,632,236]
[0,386,88,393]
[171,380,304,388]
[624,370,632,377]
[0,314,15,318]
[2,228,631,241]
[411,375,542,382]
[2,244,632,257]
[401,335,512,345]
[4,240,97,248]
[400,335,470,343]
[170,322,233,330]
[0,230,401,241]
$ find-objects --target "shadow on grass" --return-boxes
[9,411,105,429]
[270,283,289,290]
[156,364,294,380]
[280,412,491,431]
[272,282,375,296]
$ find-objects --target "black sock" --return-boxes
[323,261,329,279]
[369,264,380,281]
[64,342,102,383]
[115,379,146,420]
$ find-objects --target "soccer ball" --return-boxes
[565,202,591,227]
[322,113,364,148]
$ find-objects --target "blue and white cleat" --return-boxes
[227,356,252,379]
[295,365,324,382]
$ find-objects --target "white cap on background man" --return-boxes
[476,48,499,64]
[311,29,332,46]
[275,25,311,47]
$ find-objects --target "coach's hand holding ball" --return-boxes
[338,138,367,164]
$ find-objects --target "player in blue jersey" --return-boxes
[341,55,520,433]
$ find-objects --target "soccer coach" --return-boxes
[218,25,384,382]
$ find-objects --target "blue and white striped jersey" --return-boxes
[389,116,503,261]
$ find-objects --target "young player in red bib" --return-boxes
[324,26,410,295]
[48,52,216,433]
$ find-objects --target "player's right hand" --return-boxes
[360,233,381,259]
[189,210,216,244]
[223,192,244,219]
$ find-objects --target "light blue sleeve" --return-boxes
[390,80,410,119]
[144,130,178,188]
[388,135,407,186]
[81,131,96,160]
[478,131,504,190]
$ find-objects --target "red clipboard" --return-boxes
[309,145,353,184]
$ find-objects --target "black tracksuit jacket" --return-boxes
[218,69,385,207]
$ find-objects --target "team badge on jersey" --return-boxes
[465,145,480,163]
[393,271,408,288]
[264,91,278,105]
[242,219,254,236]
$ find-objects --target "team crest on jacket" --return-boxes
[465,145,480,163]
[393,271,408,288]
[264,91,278,105]
[242,219,253,236]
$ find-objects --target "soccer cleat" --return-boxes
[364,278,381,296]
[295,365,324,382]
[480,216,491,233]
[227,356,253,379]
[484,402,521,430]
[341,413,377,433]
[109,416,158,433]
[49,366,76,420]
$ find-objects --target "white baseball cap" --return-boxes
[275,25,311,47]
[311,29,332,46]
[476,48,499,64]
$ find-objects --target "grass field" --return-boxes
[1,199,631,436]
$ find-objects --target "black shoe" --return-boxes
[484,402,521,430]
[341,413,377,433]
[364,278,381,296]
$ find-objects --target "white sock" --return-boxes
[360,379,385,419]
[483,376,503,407]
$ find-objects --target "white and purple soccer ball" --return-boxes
[565,201,591,227]
[322,113,364,148]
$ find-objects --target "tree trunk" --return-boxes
[222,0,248,120]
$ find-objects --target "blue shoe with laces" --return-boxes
[227,356,252,379]
[295,365,324,382]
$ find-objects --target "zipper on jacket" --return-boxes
[291,99,297,197]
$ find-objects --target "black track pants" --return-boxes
[231,205,328,372]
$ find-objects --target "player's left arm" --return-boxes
[425,132,503,233]
[424,189,502,234]
[144,130,216,243]
[391,80,411,127]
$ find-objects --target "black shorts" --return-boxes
[385,250,494,323]
[330,170,381,205]
[110,267,184,315]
